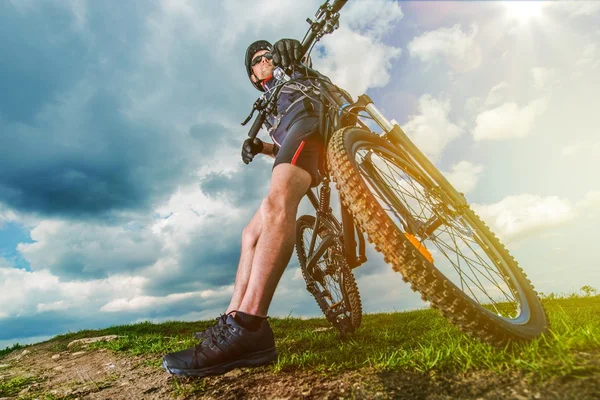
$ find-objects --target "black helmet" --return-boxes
[245,40,272,92]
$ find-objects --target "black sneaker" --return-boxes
[162,314,277,377]
[193,312,229,340]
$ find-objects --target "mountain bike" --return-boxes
[242,0,548,345]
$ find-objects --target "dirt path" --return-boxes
[1,342,599,399]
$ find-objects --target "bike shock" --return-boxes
[318,180,331,214]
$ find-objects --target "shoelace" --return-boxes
[214,318,241,341]
[213,313,227,328]
[196,311,238,351]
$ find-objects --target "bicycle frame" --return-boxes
[301,66,473,271]
[244,0,548,343]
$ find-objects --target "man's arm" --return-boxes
[261,142,277,159]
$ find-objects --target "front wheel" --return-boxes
[327,126,548,345]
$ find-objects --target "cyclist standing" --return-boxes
[162,38,325,377]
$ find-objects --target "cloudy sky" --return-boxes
[1,0,599,349]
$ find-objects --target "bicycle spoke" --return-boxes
[353,143,525,319]
[437,223,517,301]
[433,224,517,309]
[298,216,361,331]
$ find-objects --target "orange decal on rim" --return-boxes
[404,233,434,263]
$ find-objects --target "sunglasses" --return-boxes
[251,52,273,67]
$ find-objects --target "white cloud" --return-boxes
[483,82,508,108]
[547,1,600,17]
[152,183,240,245]
[560,140,600,158]
[17,219,164,278]
[443,161,484,194]
[353,261,426,313]
[472,97,549,141]
[0,266,147,319]
[408,23,481,72]
[532,67,556,91]
[313,0,403,97]
[561,141,584,157]
[0,202,39,230]
[576,190,600,211]
[342,0,404,39]
[465,82,508,116]
[401,94,464,161]
[0,203,19,229]
[472,194,576,243]
[472,190,600,244]
[36,301,69,313]
[575,42,599,71]
[100,286,232,313]
[464,96,482,116]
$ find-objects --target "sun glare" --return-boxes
[503,1,546,23]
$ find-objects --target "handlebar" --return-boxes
[330,0,348,13]
[247,111,266,140]
[244,0,349,140]
[299,0,347,61]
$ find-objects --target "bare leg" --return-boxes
[238,163,312,317]
[226,209,262,315]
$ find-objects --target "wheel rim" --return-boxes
[351,140,531,324]
[299,224,354,325]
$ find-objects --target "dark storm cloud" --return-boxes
[0,312,81,341]
[141,159,272,297]
[0,2,147,125]
[200,159,273,208]
[0,2,85,125]
[0,2,205,219]
[178,224,242,286]
[189,122,230,154]
[143,216,245,297]
[0,90,196,218]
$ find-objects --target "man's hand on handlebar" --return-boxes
[241,137,264,164]
[272,39,302,69]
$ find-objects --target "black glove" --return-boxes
[241,137,264,164]
[272,38,301,69]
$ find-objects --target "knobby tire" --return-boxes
[326,126,548,345]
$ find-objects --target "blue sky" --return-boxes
[1,0,600,349]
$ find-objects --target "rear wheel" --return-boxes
[296,214,362,336]
[327,127,548,345]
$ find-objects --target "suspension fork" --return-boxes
[340,203,367,269]
[359,155,447,239]
[305,183,367,269]
[357,94,468,207]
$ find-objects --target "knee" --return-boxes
[242,221,260,248]
[260,195,292,224]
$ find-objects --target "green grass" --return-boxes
[0,342,25,358]
[3,296,600,381]
[0,375,39,397]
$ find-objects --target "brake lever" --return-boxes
[241,97,264,126]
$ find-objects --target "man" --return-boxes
[162,38,324,377]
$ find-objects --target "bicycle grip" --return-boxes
[330,0,348,13]
[248,112,265,139]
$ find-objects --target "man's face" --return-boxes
[251,49,274,82]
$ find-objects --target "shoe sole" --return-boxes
[162,347,278,377]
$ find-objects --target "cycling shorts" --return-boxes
[272,115,323,187]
